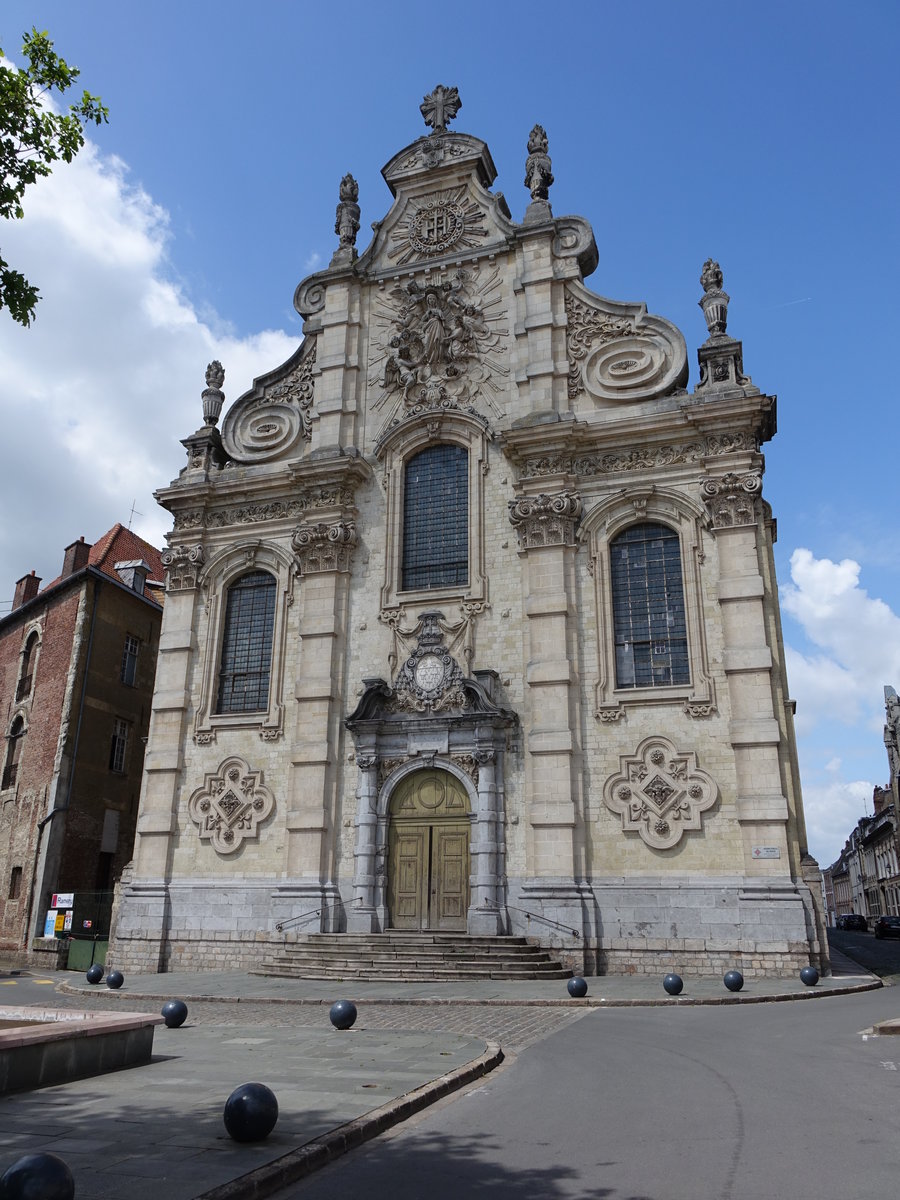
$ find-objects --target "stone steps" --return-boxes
[254,932,572,981]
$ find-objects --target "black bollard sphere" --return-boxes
[329,999,358,1030]
[105,969,124,990]
[0,1152,75,1199]
[723,969,744,992]
[567,977,588,998]
[663,973,684,996]
[800,966,819,987]
[85,963,103,985]
[223,1082,278,1143]
[161,999,188,1028]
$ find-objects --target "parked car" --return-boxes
[837,913,868,931]
[874,915,900,939]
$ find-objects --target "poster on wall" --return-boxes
[43,911,57,938]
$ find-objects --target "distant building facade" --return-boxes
[112,87,825,978]
[0,526,163,969]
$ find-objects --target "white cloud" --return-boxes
[801,777,874,869]
[782,548,900,735]
[0,139,297,606]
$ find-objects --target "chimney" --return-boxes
[12,570,42,611]
[61,537,92,579]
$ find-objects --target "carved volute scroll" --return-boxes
[603,736,718,850]
[701,472,763,529]
[565,282,688,404]
[508,492,582,551]
[221,339,318,463]
[187,756,275,855]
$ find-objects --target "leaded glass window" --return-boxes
[610,523,689,688]
[216,571,277,713]
[402,445,468,591]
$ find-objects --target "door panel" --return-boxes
[433,826,468,929]
[389,827,427,929]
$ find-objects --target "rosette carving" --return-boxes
[291,520,357,574]
[508,492,582,550]
[187,756,275,855]
[603,735,718,850]
[161,544,205,591]
[701,472,763,528]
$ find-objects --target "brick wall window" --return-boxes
[402,444,468,591]
[8,866,22,901]
[15,632,39,702]
[216,571,277,714]
[610,522,690,688]
[2,716,25,789]
[120,634,140,686]
[109,718,129,773]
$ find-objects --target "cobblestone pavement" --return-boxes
[15,983,589,1053]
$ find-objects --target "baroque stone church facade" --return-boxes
[111,87,826,976]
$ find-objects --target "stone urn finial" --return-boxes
[332,173,361,262]
[202,360,225,426]
[525,124,554,201]
[699,258,730,337]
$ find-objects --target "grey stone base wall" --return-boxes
[109,873,822,978]
[109,878,343,974]
[507,875,822,979]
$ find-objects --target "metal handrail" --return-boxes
[506,904,581,939]
[275,897,360,933]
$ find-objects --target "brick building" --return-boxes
[0,525,164,969]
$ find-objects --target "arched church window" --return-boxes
[610,522,689,688]
[402,444,468,591]
[16,632,39,702]
[215,571,277,713]
[2,716,25,790]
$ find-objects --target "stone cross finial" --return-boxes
[699,258,730,336]
[202,360,225,426]
[524,124,554,202]
[420,84,461,133]
[333,173,360,259]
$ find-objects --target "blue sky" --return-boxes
[1,1,898,868]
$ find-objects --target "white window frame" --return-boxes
[193,541,295,742]
[376,410,491,614]
[585,486,715,720]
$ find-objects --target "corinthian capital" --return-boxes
[700,472,762,529]
[291,520,358,574]
[160,543,205,591]
[508,491,582,550]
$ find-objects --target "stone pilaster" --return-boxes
[111,545,205,969]
[509,491,584,883]
[702,474,792,874]
[284,520,357,922]
[348,750,381,932]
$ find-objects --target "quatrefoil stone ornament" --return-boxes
[602,735,718,850]
[187,756,275,855]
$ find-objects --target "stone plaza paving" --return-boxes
[0,955,881,1200]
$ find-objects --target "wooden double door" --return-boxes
[387,771,470,932]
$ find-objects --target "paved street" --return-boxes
[0,947,891,1200]
[274,985,900,1200]
[829,926,900,982]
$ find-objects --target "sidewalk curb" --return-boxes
[57,979,882,1006]
[190,1040,504,1200]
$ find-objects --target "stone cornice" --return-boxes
[163,451,372,535]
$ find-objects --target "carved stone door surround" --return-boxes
[345,668,516,936]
